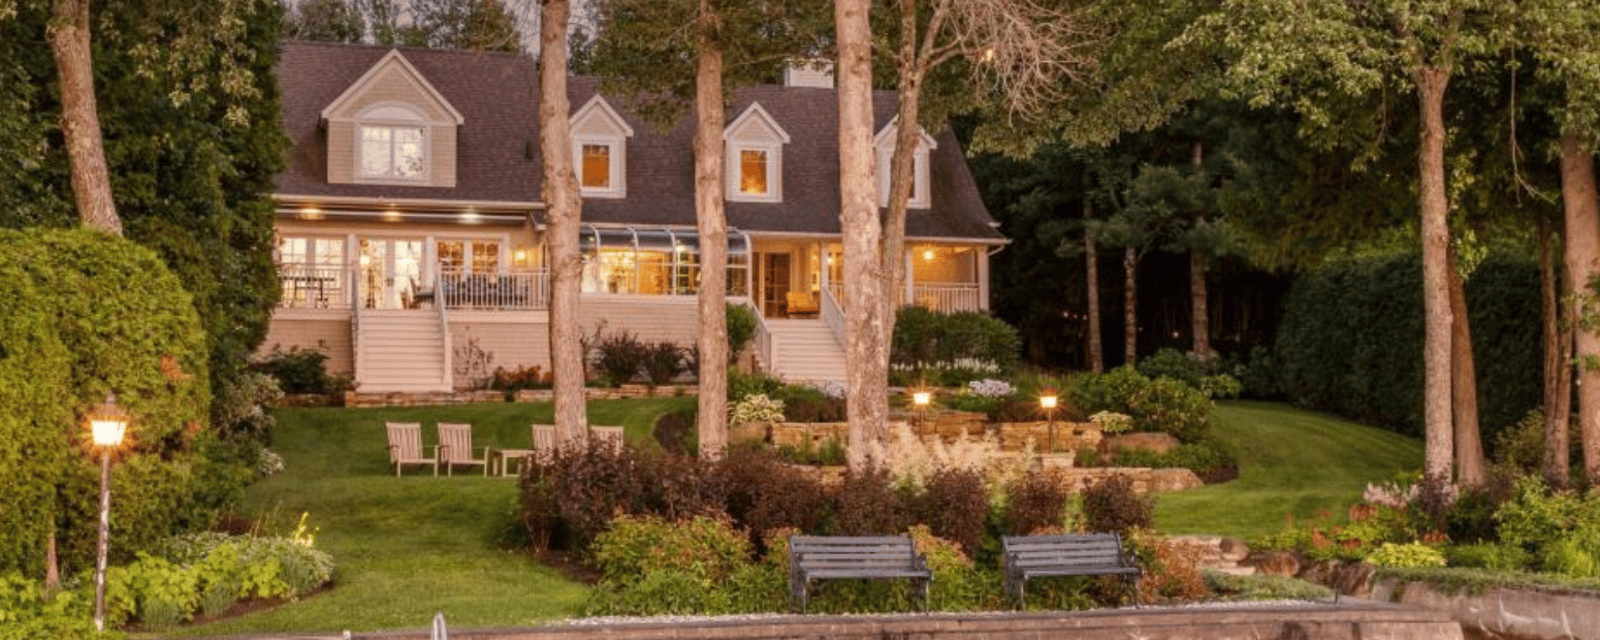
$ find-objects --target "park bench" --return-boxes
[788,535,931,613]
[1001,533,1141,608]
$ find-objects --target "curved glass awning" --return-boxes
[577,224,750,296]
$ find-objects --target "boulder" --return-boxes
[1148,467,1204,491]
[1247,550,1303,577]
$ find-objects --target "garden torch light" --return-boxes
[1040,394,1058,453]
[88,393,128,633]
[912,390,932,435]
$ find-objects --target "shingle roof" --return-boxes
[275,41,1002,242]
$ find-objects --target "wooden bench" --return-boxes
[787,535,931,613]
[1002,533,1141,608]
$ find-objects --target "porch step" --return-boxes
[355,311,450,393]
[765,319,847,383]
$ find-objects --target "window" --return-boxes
[581,144,612,189]
[360,125,425,180]
[570,96,632,198]
[277,236,347,308]
[739,150,769,195]
[724,103,788,203]
[875,121,936,209]
[436,239,502,274]
[578,225,749,297]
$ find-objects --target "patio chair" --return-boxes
[590,425,625,451]
[786,290,820,318]
[437,422,489,476]
[386,422,438,476]
[531,424,556,454]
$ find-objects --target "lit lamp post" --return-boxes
[1040,394,1058,453]
[912,390,932,436]
[88,393,128,633]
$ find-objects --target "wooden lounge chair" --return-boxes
[385,422,437,476]
[531,424,556,453]
[786,290,820,318]
[590,425,625,451]
[437,422,488,476]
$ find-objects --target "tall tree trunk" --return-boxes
[1190,250,1210,357]
[1189,141,1210,357]
[1561,132,1600,485]
[1540,214,1572,486]
[1123,246,1137,367]
[837,0,888,470]
[694,1,729,460]
[1086,224,1103,374]
[540,0,587,444]
[1415,65,1454,482]
[1448,246,1485,485]
[49,0,120,235]
[880,0,925,349]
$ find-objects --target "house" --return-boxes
[263,41,1005,392]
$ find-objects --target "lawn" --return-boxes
[162,397,1417,636]
[1155,400,1424,539]
[161,396,695,638]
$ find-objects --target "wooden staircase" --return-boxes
[764,319,847,383]
[354,310,451,392]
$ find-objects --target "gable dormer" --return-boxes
[724,102,790,203]
[874,119,938,209]
[321,50,464,188]
[569,95,633,198]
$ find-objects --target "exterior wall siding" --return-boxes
[259,316,354,374]
[449,321,549,389]
[327,121,355,184]
[580,295,701,347]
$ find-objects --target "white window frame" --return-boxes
[573,136,626,198]
[875,120,935,210]
[724,102,790,203]
[354,103,430,184]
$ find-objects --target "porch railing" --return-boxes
[438,269,549,311]
[820,285,847,353]
[277,264,349,309]
[910,283,982,313]
[744,298,773,374]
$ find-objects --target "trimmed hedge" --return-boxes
[1273,251,1540,440]
[892,306,1021,380]
[0,228,212,578]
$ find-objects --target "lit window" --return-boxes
[581,144,611,189]
[739,149,768,195]
[360,125,425,180]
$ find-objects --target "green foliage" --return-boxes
[725,303,758,363]
[1005,468,1074,535]
[591,330,652,386]
[1367,542,1447,569]
[1274,252,1541,437]
[1110,441,1239,484]
[0,229,212,578]
[0,573,105,640]
[1443,543,1533,571]
[771,383,847,423]
[891,307,1021,379]
[589,515,751,588]
[1203,569,1333,602]
[1494,477,1600,577]
[1136,348,1206,388]
[105,529,333,629]
[1068,366,1213,442]
[726,370,784,402]
[251,347,348,395]
[640,341,687,386]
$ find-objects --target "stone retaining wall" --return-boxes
[339,385,699,407]
[1372,578,1600,640]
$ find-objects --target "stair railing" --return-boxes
[820,285,847,354]
[743,298,774,376]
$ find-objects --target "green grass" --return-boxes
[159,397,694,638]
[1155,400,1423,540]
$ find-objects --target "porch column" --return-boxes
[817,241,829,293]
[904,249,914,308]
[978,248,990,311]
[345,234,359,308]
[424,236,436,286]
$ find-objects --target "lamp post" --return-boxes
[88,393,128,633]
[1040,394,1058,453]
[912,390,932,436]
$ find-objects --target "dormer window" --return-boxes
[357,105,429,181]
[570,95,632,198]
[320,50,464,188]
[875,119,937,209]
[725,103,789,203]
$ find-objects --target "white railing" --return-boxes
[745,299,773,374]
[277,264,349,309]
[909,283,982,313]
[349,265,363,378]
[436,287,453,389]
[820,285,847,352]
[438,269,549,310]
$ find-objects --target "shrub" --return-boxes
[1127,530,1207,604]
[1137,348,1205,388]
[718,450,831,545]
[1005,468,1074,535]
[0,572,100,639]
[490,364,549,392]
[1111,441,1239,484]
[833,466,912,536]
[591,330,651,385]
[1366,542,1447,568]
[251,346,344,395]
[1081,475,1154,536]
[729,393,785,426]
[589,515,751,589]
[0,228,213,579]
[1203,570,1333,601]
[726,303,758,363]
[1069,367,1212,443]
[891,306,1020,377]
[1442,543,1531,571]
[1494,476,1600,577]
[774,383,847,423]
[913,468,989,555]
[727,369,783,401]
[641,341,687,385]
[520,438,647,551]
